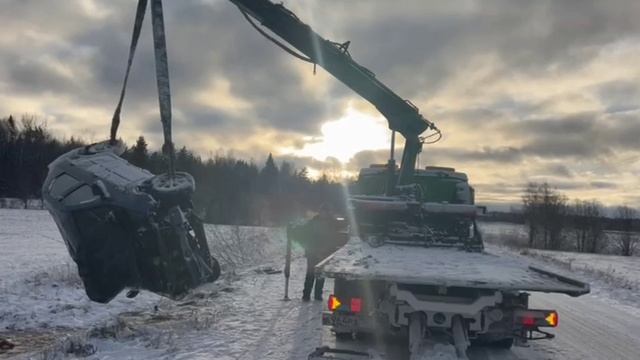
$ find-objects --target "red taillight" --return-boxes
[515,309,558,328]
[328,295,342,311]
[350,297,362,313]
[521,316,536,327]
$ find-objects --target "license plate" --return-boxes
[323,312,358,329]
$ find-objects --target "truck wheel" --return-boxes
[334,332,353,341]
[409,312,425,357]
[490,338,514,349]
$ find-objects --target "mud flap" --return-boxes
[308,346,375,360]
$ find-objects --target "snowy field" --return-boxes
[480,222,640,303]
[522,249,640,293]
[479,220,640,255]
[0,209,162,332]
[2,210,640,360]
[0,209,317,360]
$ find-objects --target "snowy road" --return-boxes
[521,293,640,360]
[80,261,640,360]
[320,287,640,360]
[2,209,640,359]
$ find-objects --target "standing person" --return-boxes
[300,205,346,301]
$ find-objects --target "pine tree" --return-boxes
[296,167,309,181]
[280,161,292,177]
[260,153,279,195]
[130,136,149,168]
[7,115,17,141]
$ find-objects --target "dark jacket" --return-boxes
[290,214,347,263]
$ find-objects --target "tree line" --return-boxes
[522,182,638,256]
[0,115,344,225]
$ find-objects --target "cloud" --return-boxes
[596,80,640,114]
[0,0,639,207]
[590,181,618,189]
[540,163,574,179]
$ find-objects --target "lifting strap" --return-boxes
[150,0,175,176]
[110,0,175,176]
[110,0,147,145]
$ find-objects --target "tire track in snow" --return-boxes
[524,292,640,360]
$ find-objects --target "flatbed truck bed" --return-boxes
[316,238,589,297]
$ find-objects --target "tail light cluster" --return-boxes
[515,309,558,328]
[328,295,362,313]
[328,295,342,311]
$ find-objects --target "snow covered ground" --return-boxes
[477,222,528,248]
[2,210,640,360]
[521,249,640,291]
[0,209,313,360]
[480,222,640,360]
[479,220,639,255]
[0,209,161,334]
[480,221,640,308]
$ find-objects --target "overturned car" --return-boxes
[42,140,220,303]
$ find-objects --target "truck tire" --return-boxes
[334,332,353,341]
[490,338,514,349]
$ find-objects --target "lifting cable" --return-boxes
[239,9,314,65]
[110,0,176,177]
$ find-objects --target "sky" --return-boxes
[1,0,639,208]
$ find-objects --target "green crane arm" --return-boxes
[229,0,440,186]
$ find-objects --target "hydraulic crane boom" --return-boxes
[229,0,439,186]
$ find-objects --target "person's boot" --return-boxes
[302,273,314,301]
[314,277,325,301]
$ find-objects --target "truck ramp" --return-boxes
[316,239,589,296]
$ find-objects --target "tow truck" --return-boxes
[312,164,588,359]
[287,165,590,360]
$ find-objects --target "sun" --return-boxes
[293,106,391,163]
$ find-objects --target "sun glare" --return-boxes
[294,106,391,163]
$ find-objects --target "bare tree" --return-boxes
[571,200,604,253]
[522,182,568,249]
[615,205,637,256]
[522,183,541,248]
[572,200,588,252]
